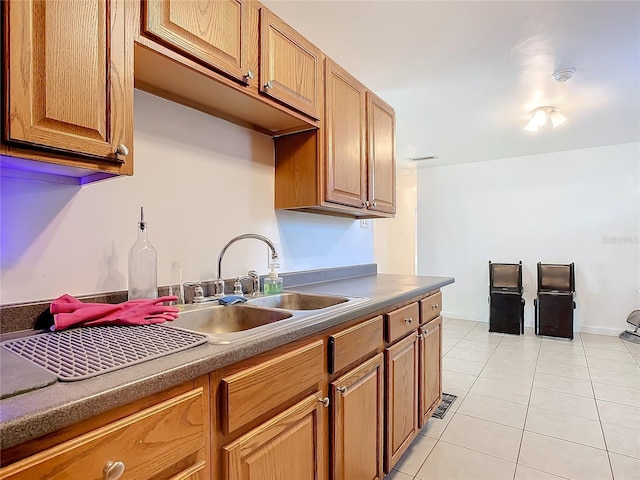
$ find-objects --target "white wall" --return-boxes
[417,143,640,335]
[0,91,374,304]
[374,168,417,275]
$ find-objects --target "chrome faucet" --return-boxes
[214,234,279,296]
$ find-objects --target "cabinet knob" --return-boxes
[103,461,125,480]
[417,333,424,340]
[264,80,273,89]
[244,70,255,81]
[336,386,348,394]
[422,327,429,335]
[405,317,413,324]
[319,396,330,407]
[372,201,377,207]
[432,304,439,309]
[365,200,371,207]
[115,144,129,156]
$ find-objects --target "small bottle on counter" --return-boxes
[263,263,283,295]
[128,207,158,300]
[168,262,184,305]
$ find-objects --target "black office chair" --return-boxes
[488,261,525,335]
[534,263,576,339]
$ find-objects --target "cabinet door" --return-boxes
[5,0,132,166]
[0,388,206,480]
[419,316,443,428]
[331,353,384,480]
[325,59,367,209]
[143,0,250,84]
[223,391,326,480]
[384,332,419,473]
[260,9,320,119]
[367,92,396,214]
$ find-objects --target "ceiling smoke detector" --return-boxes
[552,69,575,83]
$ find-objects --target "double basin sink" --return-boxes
[169,292,368,344]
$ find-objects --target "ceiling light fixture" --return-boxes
[524,106,567,132]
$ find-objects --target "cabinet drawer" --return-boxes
[328,316,383,373]
[221,340,324,433]
[385,303,419,344]
[420,291,442,323]
[0,388,206,480]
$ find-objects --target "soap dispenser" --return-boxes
[128,207,158,300]
[263,263,283,295]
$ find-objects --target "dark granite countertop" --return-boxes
[0,272,454,450]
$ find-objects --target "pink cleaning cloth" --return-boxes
[50,294,180,331]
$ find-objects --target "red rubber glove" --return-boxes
[50,295,179,331]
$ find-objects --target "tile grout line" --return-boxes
[513,331,542,479]
[586,333,617,480]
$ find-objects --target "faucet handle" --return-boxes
[184,282,204,303]
[233,277,244,296]
[248,270,261,296]
[213,278,225,296]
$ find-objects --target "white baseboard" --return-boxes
[441,311,485,322]
[577,326,624,337]
[442,311,624,337]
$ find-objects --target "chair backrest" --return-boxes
[489,261,522,292]
[537,263,575,292]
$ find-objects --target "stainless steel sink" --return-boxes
[170,304,292,338]
[169,292,369,344]
[245,292,349,310]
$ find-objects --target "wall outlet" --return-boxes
[360,220,369,228]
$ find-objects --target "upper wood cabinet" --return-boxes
[2,0,134,180]
[142,0,252,85]
[259,9,321,119]
[325,59,368,208]
[136,1,320,137]
[367,92,396,215]
[274,57,396,218]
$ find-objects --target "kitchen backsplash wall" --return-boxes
[416,142,640,335]
[0,90,374,305]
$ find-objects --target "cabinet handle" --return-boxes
[337,386,348,394]
[319,396,330,407]
[417,333,424,340]
[103,461,125,480]
[244,70,255,81]
[264,80,273,89]
[432,304,439,309]
[114,144,129,156]
[405,317,413,324]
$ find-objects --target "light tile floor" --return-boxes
[387,319,640,480]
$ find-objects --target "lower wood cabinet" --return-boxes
[330,353,384,480]
[0,291,443,480]
[419,316,443,427]
[384,331,419,473]
[222,391,326,480]
[0,386,208,480]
